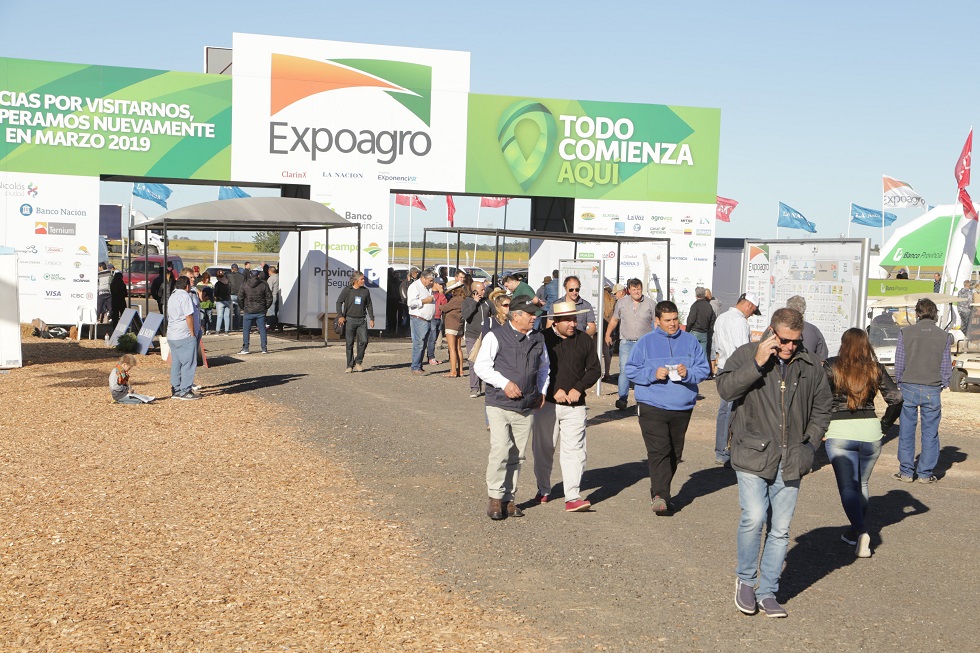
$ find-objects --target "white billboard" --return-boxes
[0,172,99,325]
[573,198,714,319]
[231,33,471,327]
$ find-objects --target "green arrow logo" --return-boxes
[497,100,556,191]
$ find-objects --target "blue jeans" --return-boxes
[427,317,442,360]
[826,437,882,535]
[410,317,431,371]
[692,330,708,357]
[201,308,214,333]
[215,301,231,333]
[897,383,942,478]
[230,295,240,330]
[715,399,733,462]
[169,336,198,395]
[617,339,637,400]
[242,313,267,352]
[736,465,800,600]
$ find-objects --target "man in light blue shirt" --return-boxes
[167,276,200,400]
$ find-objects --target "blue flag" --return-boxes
[132,183,172,209]
[850,203,897,227]
[218,186,251,200]
[777,202,817,233]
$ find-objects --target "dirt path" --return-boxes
[0,339,552,652]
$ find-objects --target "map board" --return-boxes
[742,239,870,356]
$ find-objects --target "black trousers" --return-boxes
[637,402,692,502]
[344,317,368,368]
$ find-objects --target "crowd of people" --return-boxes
[114,262,954,618]
[336,267,950,619]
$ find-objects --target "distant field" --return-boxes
[111,241,528,270]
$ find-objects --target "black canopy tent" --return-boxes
[130,197,360,341]
[420,227,671,284]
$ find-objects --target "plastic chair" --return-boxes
[76,305,98,340]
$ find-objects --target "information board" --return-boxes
[742,239,870,356]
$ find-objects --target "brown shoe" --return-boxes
[486,497,505,520]
[505,501,524,518]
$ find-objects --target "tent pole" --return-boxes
[162,222,168,326]
[456,231,461,273]
[421,230,428,272]
[144,227,149,317]
[324,228,330,347]
[493,232,501,285]
[296,231,301,341]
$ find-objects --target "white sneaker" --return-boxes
[856,533,872,558]
[238,349,250,355]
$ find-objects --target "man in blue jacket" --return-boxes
[625,300,710,513]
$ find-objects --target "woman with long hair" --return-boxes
[441,283,468,377]
[490,290,510,326]
[823,327,903,558]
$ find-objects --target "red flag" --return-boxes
[716,196,738,222]
[480,196,510,208]
[446,195,456,226]
[394,194,426,210]
[955,129,972,189]
[960,187,978,221]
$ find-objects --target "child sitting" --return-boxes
[109,354,154,404]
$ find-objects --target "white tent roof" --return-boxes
[134,197,353,232]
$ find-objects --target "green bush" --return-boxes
[116,333,139,353]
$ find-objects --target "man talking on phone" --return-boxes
[717,308,831,618]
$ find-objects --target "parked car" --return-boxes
[435,265,492,282]
[203,265,232,279]
[123,254,184,298]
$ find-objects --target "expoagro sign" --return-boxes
[1,32,720,327]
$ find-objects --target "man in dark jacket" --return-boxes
[894,298,951,484]
[685,286,716,359]
[227,263,245,331]
[473,297,549,521]
[531,301,602,512]
[337,271,375,373]
[237,270,273,355]
[717,307,832,618]
[460,280,495,398]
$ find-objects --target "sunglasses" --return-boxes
[567,287,581,292]
[500,303,510,307]
[776,335,803,346]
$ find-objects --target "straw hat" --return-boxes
[546,300,589,318]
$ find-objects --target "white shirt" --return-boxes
[713,307,751,367]
[407,279,435,320]
[474,324,550,394]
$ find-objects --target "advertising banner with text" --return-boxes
[573,198,714,319]
[1,171,99,324]
[466,94,719,203]
[231,34,470,327]
[0,57,231,179]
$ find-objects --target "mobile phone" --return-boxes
[762,326,775,341]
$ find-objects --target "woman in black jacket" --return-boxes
[823,328,903,558]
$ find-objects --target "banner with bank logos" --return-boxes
[466,94,719,203]
[231,33,470,327]
[572,199,715,319]
[1,171,99,324]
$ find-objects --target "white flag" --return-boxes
[883,175,926,209]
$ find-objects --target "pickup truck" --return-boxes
[123,254,185,298]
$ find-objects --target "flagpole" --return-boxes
[847,203,851,238]
[408,200,413,268]
[941,200,958,291]
[474,202,482,266]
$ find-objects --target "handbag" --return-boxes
[466,333,483,362]
[333,317,344,336]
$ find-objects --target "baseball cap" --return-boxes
[612,284,625,293]
[509,296,543,315]
[741,291,763,315]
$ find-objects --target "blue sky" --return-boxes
[2,0,977,246]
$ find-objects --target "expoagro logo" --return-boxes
[268,54,434,163]
[363,242,382,257]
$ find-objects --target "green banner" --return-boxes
[0,57,231,179]
[465,93,719,202]
[867,279,933,296]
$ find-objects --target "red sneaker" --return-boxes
[533,493,549,504]
[565,499,591,512]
